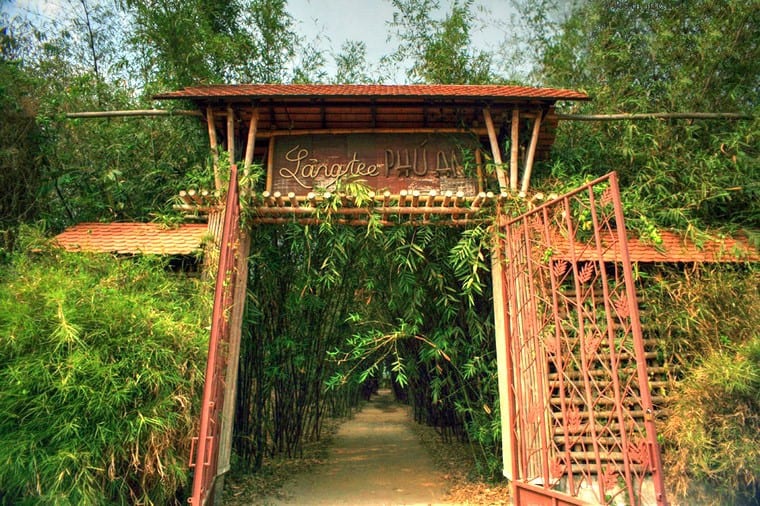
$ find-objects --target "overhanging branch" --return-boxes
[555,112,753,121]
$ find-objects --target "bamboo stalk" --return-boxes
[475,149,484,193]
[555,112,753,121]
[483,108,507,192]
[251,217,483,227]
[264,192,488,205]
[254,206,478,216]
[520,111,543,195]
[243,108,259,172]
[263,127,489,138]
[424,190,436,222]
[207,107,221,190]
[443,191,453,207]
[66,109,202,118]
[227,106,236,166]
[510,109,520,192]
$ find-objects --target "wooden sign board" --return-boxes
[267,133,480,196]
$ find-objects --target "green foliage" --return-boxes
[640,265,760,504]
[385,0,496,84]
[519,0,760,234]
[0,239,211,504]
[661,338,760,505]
[0,34,42,255]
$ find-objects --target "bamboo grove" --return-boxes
[232,215,503,476]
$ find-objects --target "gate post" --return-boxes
[491,210,517,481]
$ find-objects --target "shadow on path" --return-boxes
[262,389,449,505]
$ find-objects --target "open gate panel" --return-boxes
[499,172,667,506]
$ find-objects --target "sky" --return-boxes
[289,0,515,75]
[3,0,520,79]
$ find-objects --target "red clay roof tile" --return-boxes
[552,230,758,263]
[154,84,590,102]
[54,223,208,255]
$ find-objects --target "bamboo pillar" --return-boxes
[243,108,259,171]
[207,107,221,190]
[520,110,543,195]
[227,106,236,166]
[510,109,520,192]
[491,212,515,481]
[483,108,508,192]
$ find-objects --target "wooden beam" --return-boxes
[207,107,221,191]
[483,108,507,192]
[520,111,543,195]
[510,109,520,192]
[555,112,753,121]
[66,109,202,118]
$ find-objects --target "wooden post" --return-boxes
[491,212,515,481]
[510,109,520,192]
[207,107,221,191]
[227,106,236,166]
[483,108,508,192]
[520,110,543,195]
[214,228,250,500]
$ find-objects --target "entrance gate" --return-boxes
[190,171,668,506]
[162,84,668,506]
[496,173,667,505]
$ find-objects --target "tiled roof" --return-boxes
[54,223,208,255]
[553,231,758,263]
[154,84,590,102]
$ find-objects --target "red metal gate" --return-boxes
[189,165,242,505]
[497,172,667,505]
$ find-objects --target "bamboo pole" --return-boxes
[254,206,478,216]
[490,212,515,480]
[251,217,482,227]
[244,108,259,171]
[475,148,485,193]
[227,106,236,166]
[520,111,543,195]
[66,109,202,118]
[555,112,753,121]
[207,107,221,190]
[257,192,489,206]
[510,109,520,192]
[483,108,508,192]
[262,127,489,138]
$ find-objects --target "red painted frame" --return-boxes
[498,172,667,506]
[189,165,242,505]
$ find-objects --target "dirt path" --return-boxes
[261,389,450,505]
